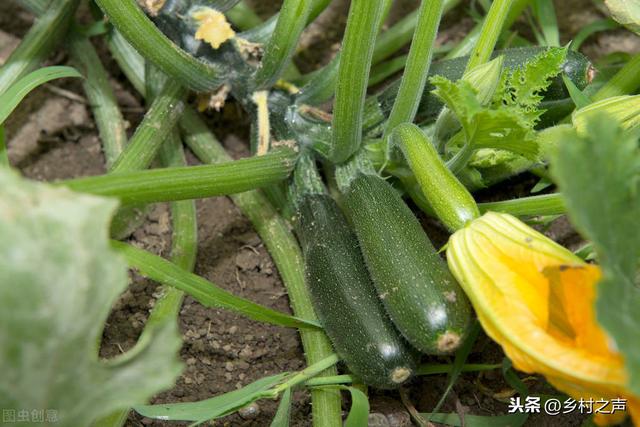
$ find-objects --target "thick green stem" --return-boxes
[62,149,297,204]
[330,0,386,163]
[110,79,187,173]
[478,193,565,216]
[95,0,224,91]
[253,0,313,89]
[67,32,127,168]
[179,109,341,427]
[383,0,445,140]
[466,0,514,72]
[296,0,458,106]
[445,0,532,59]
[372,0,460,65]
[0,0,78,95]
[593,53,640,101]
[392,123,479,231]
[107,30,146,96]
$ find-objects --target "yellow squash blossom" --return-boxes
[447,211,640,426]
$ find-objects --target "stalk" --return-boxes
[330,0,386,163]
[444,0,532,59]
[592,53,640,101]
[0,0,79,95]
[372,0,460,65]
[368,54,408,87]
[94,0,224,92]
[392,123,479,231]
[296,0,459,106]
[110,79,187,173]
[466,0,514,71]
[478,193,565,216]
[383,0,445,140]
[226,1,262,31]
[252,0,313,89]
[240,0,332,44]
[67,32,127,168]
[179,109,341,427]
[295,48,341,105]
[107,30,146,96]
[62,149,297,204]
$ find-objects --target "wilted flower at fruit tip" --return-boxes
[192,8,236,50]
[446,211,639,426]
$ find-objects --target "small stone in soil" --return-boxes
[238,402,260,420]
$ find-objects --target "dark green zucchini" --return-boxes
[341,172,472,355]
[364,47,594,133]
[293,158,418,389]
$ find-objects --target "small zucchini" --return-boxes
[293,157,418,389]
[340,171,472,355]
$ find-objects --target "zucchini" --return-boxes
[293,157,418,389]
[365,47,594,132]
[340,171,472,355]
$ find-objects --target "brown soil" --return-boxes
[2,0,639,426]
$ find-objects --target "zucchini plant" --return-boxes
[1,0,640,425]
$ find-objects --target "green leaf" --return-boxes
[0,66,82,125]
[562,74,592,110]
[0,169,183,426]
[551,114,640,394]
[495,47,568,126]
[134,373,288,422]
[342,386,370,427]
[472,109,538,159]
[111,241,321,330]
[605,0,640,35]
[431,75,482,137]
[270,387,292,427]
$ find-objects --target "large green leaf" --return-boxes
[605,0,640,35]
[0,169,183,426]
[551,114,640,394]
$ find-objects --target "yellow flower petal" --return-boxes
[192,8,235,49]
[447,212,638,426]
